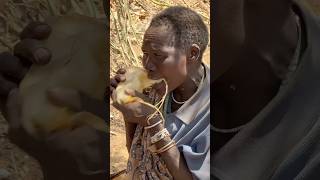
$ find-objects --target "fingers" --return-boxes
[116,68,126,74]
[110,74,126,87]
[109,79,118,100]
[109,69,126,98]
[110,74,125,87]
[0,52,28,81]
[110,78,118,88]
[109,86,115,99]
[115,74,125,82]
[0,52,24,113]
[20,22,52,40]
[111,89,118,103]
[14,39,51,65]
[5,88,22,129]
[46,87,82,111]
[0,75,18,96]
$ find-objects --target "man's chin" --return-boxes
[152,81,168,96]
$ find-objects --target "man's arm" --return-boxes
[124,121,137,152]
[148,118,194,180]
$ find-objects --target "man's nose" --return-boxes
[144,57,156,72]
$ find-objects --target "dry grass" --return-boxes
[304,0,320,15]
[0,0,104,52]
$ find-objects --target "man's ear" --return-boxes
[188,44,201,63]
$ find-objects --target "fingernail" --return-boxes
[118,68,126,74]
[34,48,51,65]
[34,24,52,39]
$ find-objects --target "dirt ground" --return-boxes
[0,114,43,180]
[110,105,128,177]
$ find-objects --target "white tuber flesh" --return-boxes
[114,67,164,105]
[114,67,168,125]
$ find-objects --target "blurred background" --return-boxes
[0,1,104,179]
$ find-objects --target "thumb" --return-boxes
[20,22,52,40]
[5,88,22,129]
[125,89,150,103]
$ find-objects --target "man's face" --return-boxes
[142,26,187,92]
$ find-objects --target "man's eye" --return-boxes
[153,53,161,57]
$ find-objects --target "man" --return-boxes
[110,6,210,179]
[213,0,320,179]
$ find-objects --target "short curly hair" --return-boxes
[149,6,209,58]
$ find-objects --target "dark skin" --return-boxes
[0,22,51,100]
[0,23,107,180]
[110,25,204,179]
[213,0,298,151]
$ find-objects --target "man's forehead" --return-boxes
[143,40,174,51]
[143,31,174,49]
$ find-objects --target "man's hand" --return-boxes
[110,68,165,126]
[47,82,159,126]
[0,21,52,151]
[5,89,107,179]
[113,89,160,126]
[0,22,51,112]
[46,87,107,119]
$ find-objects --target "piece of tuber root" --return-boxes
[19,15,107,139]
[114,67,168,125]
[113,67,165,105]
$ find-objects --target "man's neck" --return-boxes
[172,64,203,110]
